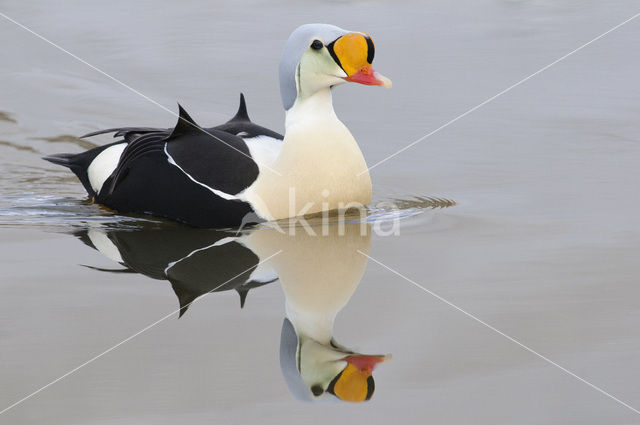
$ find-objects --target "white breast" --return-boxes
[239,89,372,221]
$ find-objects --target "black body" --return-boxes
[44,95,283,228]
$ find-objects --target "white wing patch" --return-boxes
[243,135,283,171]
[247,265,278,283]
[87,229,123,263]
[163,143,239,201]
[88,143,126,194]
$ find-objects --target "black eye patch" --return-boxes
[365,36,375,63]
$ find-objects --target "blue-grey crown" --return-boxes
[279,23,348,110]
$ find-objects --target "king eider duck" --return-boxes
[43,24,391,227]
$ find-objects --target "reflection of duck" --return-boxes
[76,224,278,314]
[242,223,390,402]
[77,221,389,402]
[44,24,391,227]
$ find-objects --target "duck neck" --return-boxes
[286,303,335,344]
[284,88,337,131]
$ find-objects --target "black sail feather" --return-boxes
[167,103,201,140]
[164,104,260,196]
[213,93,283,139]
[80,93,282,142]
[231,93,250,122]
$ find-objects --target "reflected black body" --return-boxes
[75,225,277,315]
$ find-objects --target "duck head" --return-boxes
[280,318,390,402]
[279,23,392,110]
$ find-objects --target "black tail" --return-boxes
[43,151,100,198]
[42,153,76,168]
[43,140,126,198]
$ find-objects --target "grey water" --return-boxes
[1,0,640,424]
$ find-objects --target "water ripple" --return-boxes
[0,195,158,230]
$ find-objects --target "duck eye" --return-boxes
[310,384,324,396]
[310,40,324,50]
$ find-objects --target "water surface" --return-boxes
[1,0,640,424]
